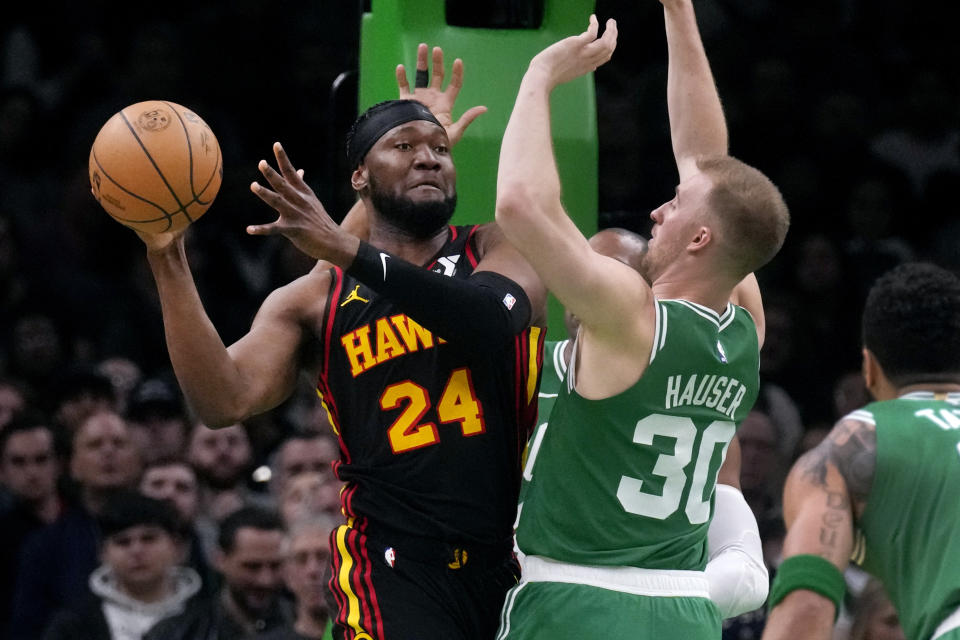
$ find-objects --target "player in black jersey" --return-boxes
[137,44,547,640]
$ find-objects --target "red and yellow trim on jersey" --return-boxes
[329,520,382,640]
[317,266,346,436]
[513,325,545,463]
[525,326,543,406]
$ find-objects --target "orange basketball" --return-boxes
[88,100,222,234]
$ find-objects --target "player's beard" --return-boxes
[369,175,457,239]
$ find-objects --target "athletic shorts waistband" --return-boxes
[355,521,513,570]
[933,605,960,639]
[519,555,711,598]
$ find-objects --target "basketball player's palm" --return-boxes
[134,225,186,253]
[529,15,617,89]
[396,43,486,146]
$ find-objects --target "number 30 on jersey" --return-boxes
[524,413,733,524]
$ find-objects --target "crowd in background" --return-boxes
[1,1,956,638]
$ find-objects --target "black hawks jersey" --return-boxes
[317,225,544,547]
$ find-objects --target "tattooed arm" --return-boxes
[761,417,876,640]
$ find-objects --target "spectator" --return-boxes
[42,492,202,640]
[738,410,784,522]
[125,376,188,464]
[6,311,68,399]
[0,412,63,631]
[51,366,118,436]
[10,408,140,639]
[139,456,215,592]
[188,421,257,517]
[849,578,907,640]
[187,420,264,558]
[279,472,341,528]
[140,457,199,526]
[0,376,27,430]
[145,506,292,640]
[257,516,338,640]
[269,433,338,500]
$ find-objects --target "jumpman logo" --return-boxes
[340,285,370,307]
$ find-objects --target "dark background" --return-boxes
[1,0,959,428]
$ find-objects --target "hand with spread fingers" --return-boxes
[247,141,359,265]
[396,43,487,146]
[527,14,618,90]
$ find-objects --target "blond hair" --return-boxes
[697,155,790,277]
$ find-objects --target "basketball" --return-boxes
[88,100,222,234]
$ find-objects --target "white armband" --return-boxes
[705,484,769,618]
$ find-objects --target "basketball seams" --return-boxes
[117,110,184,227]
[162,101,197,223]
[162,101,222,211]
[91,148,213,230]
[91,148,175,230]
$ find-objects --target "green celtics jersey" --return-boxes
[537,339,570,427]
[516,299,759,570]
[850,392,960,640]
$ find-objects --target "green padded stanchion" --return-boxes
[359,0,598,340]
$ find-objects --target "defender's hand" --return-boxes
[528,15,618,90]
[396,43,487,146]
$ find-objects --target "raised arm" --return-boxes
[495,16,634,340]
[662,0,728,180]
[730,274,765,347]
[396,43,487,147]
[762,417,875,640]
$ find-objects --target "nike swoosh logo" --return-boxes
[379,252,389,280]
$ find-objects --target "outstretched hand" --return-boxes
[528,15,618,90]
[396,43,487,146]
[248,142,359,265]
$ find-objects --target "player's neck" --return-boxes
[367,222,450,266]
[651,275,733,314]
[650,259,736,313]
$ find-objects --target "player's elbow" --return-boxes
[740,564,770,614]
[495,184,542,237]
[189,405,247,431]
[706,546,769,618]
[185,389,259,430]
[496,181,531,217]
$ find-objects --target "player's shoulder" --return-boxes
[259,264,335,321]
[472,220,503,251]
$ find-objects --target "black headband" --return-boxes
[346,100,444,170]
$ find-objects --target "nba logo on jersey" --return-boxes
[384,547,396,568]
[717,340,728,363]
[503,293,517,310]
